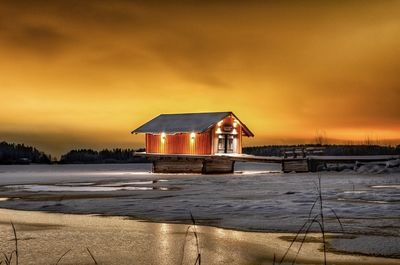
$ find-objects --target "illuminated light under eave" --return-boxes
[217,120,223,127]
[216,128,222,134]
[161,132,166,143]
[190,132,196,142]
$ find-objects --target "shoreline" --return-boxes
[0,208,398,265]
[0,203,396,237]
[0,204,370,236]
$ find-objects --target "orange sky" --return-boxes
[0,1,399,156]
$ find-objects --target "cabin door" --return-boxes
[218,135,235,153]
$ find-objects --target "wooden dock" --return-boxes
[134,152,399,173]
[306,155,400,172]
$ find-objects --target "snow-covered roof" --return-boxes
[132,111,254,136]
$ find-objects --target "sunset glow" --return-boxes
[1,1,399,156]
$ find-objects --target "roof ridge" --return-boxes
[159,111,232,116]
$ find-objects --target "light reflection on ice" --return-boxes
[337,198,389,204]
[98,181,155,186]
[5,185,153,192]
[343,190,367,194]
[371,185,400,189]
[237,170,280,175]
[58,182,95,186]
[94,171,153,176]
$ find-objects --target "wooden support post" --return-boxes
[203,160,235,174]
[151,157,235,174]
[282,159,309,173]
[152,159,203,173]
[308,159,318,172]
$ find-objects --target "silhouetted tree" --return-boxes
[59,148,149,164]
[0,141,51,164]
[314,130,327,146]
[243,144,400,157]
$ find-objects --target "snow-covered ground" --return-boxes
[0,162,399,256]
[0,162,398,234]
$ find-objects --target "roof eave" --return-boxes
[200,111,233,133]
[231,113,254,137]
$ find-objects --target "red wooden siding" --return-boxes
[146,131,212,155]
[144,114,247,155]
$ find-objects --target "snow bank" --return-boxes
[356,159,400,173]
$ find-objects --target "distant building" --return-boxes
[132,112,254,155]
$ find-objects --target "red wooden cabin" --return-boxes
[132,112,254,155]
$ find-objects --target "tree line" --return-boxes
[59,148,148,164]
[1,141,400,165]
[242,144,400,157]
[0,141,51,164]
[0,141,148,164]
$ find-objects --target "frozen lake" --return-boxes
[0,163,399,257]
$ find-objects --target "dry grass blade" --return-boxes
[2,253,12,265]
[192,223,201,264]
[307,198,319,219]
[11,222,18,265]
[291,217,323,265]
[326,207,344,232]
[86,248,98,265]
[190,212,201,265]
[2,223,18,265]
[279,213,318,265]
[318,176,327,265]
[280,175,338,265]
[55,249,72,265]
[193,254,201,265]
[312,180,320,194]
[181,212,201,265]
[190,212,196,226]
[278,220,308,264]
[192,228,200,259]
[278,198,318,264]
[180,225,193,265]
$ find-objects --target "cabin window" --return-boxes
[227,135,234,152]
[218,135,225,151]
[217,135,235,153]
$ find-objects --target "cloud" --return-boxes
[3,24,71,56]
[0,0,399,155]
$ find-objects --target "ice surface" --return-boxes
[0,163,399,238]
[5,185,154,192]
[330,235,400,258]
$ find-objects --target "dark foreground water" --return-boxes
[0,163,399,257]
